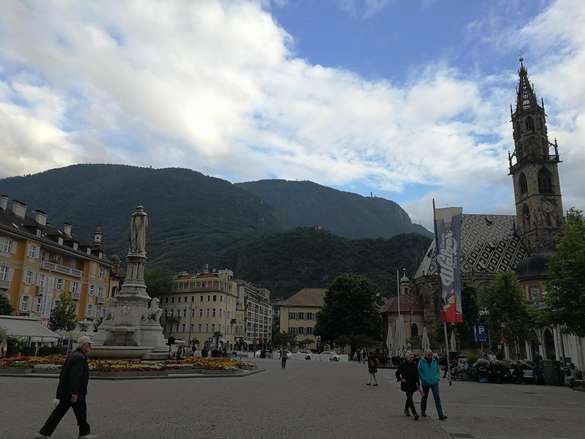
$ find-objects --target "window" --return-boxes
[98,266,106,279]
[34,296,42,313]
[182,324,186,332]
[206,324,209,332]
[213,295,217,302]
[86,303,94,318]
[191,296,194,302]
[522,205,531,229]
[298,327,305,335]
[198,324,202,332]
[98,287,104,298]
[219,323,221,331]
[165,297,169,304]
[27,244,40,259]
[538,168,553,194]
[200,296,203,302]
[191,308,195,317]
[519,173,528,195]
[183,309,187,317]
[206,309,210,317]
[0,237,13,254]
[190,323,193,332]
[526,116,535,132]
[298,312,305,320]
[70,281,80,295]
[211,324,215,332]
[411,323,419,338]
[172,297,175,303]
[55,278,64,291]
[212,308,216,317]
[288,312,295,320]
[25,270,34,286]
[89,284,95,296]
[20,295,30,312]
[306,327,313,335]
[199,308,203,317]
[219,309,222,317]
[529,287,541,303]
[220,295,223,302]
[207,295,210,302]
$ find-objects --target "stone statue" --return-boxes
[129,205,148,255]
[144,298,163,322]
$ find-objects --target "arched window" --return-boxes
[523,204,531,229]
[526,116,535,131]
[411,323,419,338]
[519,173,528,195]
[538,168,553,194]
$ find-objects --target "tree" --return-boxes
[0,294,13,315]
[145,266,174,298]
[315,274,383,351]
[49,292,78,333]
[272,331,296,348]
[546,208,585,337]
[481,273,532,352]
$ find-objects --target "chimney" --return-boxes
[11,200,27,219]
[93,225,103,247]
[0,195,8,211]
[34,209,48,226]
[63,223,72,237]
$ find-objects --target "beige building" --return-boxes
[160,269,239,350]
[0,195,113,327]
[278,288,326,349]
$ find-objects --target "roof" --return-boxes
[0,316,61,340]
[0,203,109,265]
[379,295,424,314]
[280,288,326,308]
[415,214,527,278]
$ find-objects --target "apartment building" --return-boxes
[237,280,272,347]
[0,195,113,326]
[278,288,326,349]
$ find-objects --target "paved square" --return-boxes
[1,359,583,439]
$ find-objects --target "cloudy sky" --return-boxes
[0,0,583,228]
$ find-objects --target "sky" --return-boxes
[0,0,584,229]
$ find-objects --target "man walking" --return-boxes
[418,349,447,421]
[35,336,97,439]
[280,349,288,369]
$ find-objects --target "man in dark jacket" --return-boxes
[35,335,97,439]
[396,351,420,420]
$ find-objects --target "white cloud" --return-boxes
[0,0,582,226]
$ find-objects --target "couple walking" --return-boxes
[395,350,448,421]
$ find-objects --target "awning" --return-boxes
[0,316,61,341]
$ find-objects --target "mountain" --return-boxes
[219,228,431,298]
[0,164,280,268]
[236,179,431,239]
[0,164,431,297]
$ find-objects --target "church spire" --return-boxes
[516,57,539,112]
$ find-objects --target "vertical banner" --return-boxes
[433,204,463,323]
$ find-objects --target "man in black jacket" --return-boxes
[35,335,97,439]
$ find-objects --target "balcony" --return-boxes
[97,296,105,304]
[41,261,83,278]
[0,279,10,290]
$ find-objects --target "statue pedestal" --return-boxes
[92,206,166,359]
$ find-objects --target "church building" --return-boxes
[409,60,585,370]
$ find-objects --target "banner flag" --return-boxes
[433,205,463,323]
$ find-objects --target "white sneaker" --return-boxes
[78,435,99,439]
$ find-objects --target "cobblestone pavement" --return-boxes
[1,359,583,439]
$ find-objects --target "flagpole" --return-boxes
[433,198,452,386]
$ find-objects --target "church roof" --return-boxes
[415,214,527,278]
[379,295,424,314]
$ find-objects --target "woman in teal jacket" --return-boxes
[417,350,447,420]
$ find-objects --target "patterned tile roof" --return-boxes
[415,214,527,278]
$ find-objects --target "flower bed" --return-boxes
[0,356,255,373]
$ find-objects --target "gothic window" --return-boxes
[411,323,419,338]
[538,168,553,194]
[526,116,535,132]
[523,204,531,229]
[538,118,543,131]
[519,173,528,195]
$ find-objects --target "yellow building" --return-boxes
[278,288,326,349]
[160,269,240,350]
[0,195,113,327]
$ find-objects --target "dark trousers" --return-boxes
[404,389,417,415]
[40,397,90,437]
[421,383,445,417]
[281,358,287,368]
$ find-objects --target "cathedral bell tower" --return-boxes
[509,59,564,254]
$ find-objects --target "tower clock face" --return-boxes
[543,200,555,213]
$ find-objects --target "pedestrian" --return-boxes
[35,335,97,439]
[418,349,448,421]
[366,350,379,386]
[281,349,288,369]
[396,351,420,420]
[362,348,367,364]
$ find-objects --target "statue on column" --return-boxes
[129,205,148,256]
